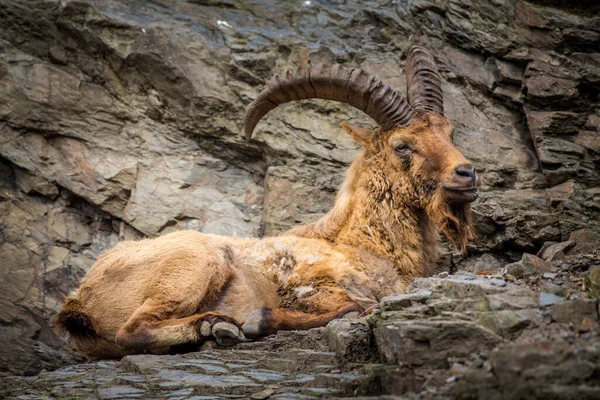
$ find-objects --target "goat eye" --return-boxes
[394,144,411,155]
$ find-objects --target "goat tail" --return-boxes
[56,297,100,352]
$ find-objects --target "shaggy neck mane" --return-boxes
[286,155,473,276]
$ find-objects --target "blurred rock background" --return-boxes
[0,0,598,377]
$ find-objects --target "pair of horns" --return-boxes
[243,46,443,140]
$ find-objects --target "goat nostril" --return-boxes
[454,164,476,180]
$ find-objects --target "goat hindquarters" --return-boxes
[56,233,246,358]
[56,297,130,358]
[56,297,100,352]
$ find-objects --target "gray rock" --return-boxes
[325,319,374,363]
[459,253,505,274]
[586,265,600,298]
[98,386,145,399]
[380,291,432,311]
[486,293,538,311]
[374,319,502,368]
[538,292,565,307]
[538,280,569,297]
[506,253,551,280]
[410,276,505,299]
[569,229,600,255]
[251,388,275,399]
[490,278,507,287]
[550,299,598,325]
[449,331,600,399]
[477,309,539,339]
[537,240,575,261]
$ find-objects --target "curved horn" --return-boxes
[406,46,444,116]
[243,64,415,140]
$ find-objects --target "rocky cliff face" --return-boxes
[0,0,598,380]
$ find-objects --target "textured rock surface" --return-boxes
[0,334,381,399]
[372,252,600,398]
[0,0,599,385]
[2,250,599,399]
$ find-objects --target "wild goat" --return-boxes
[57,47,479,358]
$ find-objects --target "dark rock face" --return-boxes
[0,0,598,388]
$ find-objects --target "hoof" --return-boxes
[343,311,361,319]
[242,308,269,339]
[212,321,246,346]
[195,313,245,346]
[199,321,212,337]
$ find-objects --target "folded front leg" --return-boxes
[241,285,364,338]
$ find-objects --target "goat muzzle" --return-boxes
[443,164,480,203]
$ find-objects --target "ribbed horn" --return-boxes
[243,64,415,140]
[406,46,444,116]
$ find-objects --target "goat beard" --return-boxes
[426,190,475,253]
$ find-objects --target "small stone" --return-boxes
[538,292,564,307]
[478,310,537,338]
[463,253,504,274]
[456,272,477,280]
[532,333,544,341]
[551,299,599,325]
[486,293,537,311]
[490,278,507,287]
[542,273,557,279]
[450,362,468,376]
[537,240,575,261]
[251,388,275,399]
[579,317,598,333]
[545,181,576,207]
[569,229,600,254]
[200,340,219,350]
[438,272,449,278]
[506,253,550,279]
[538,280,569,297]
[586,265,600,298]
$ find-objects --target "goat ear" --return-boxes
[426,113,453,140]
[340,122,371,148]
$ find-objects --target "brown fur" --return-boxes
[55,298,100,352]
[56,112,478,359]
[247,302,364,337]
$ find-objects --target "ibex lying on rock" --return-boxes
[57,47,479,358]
